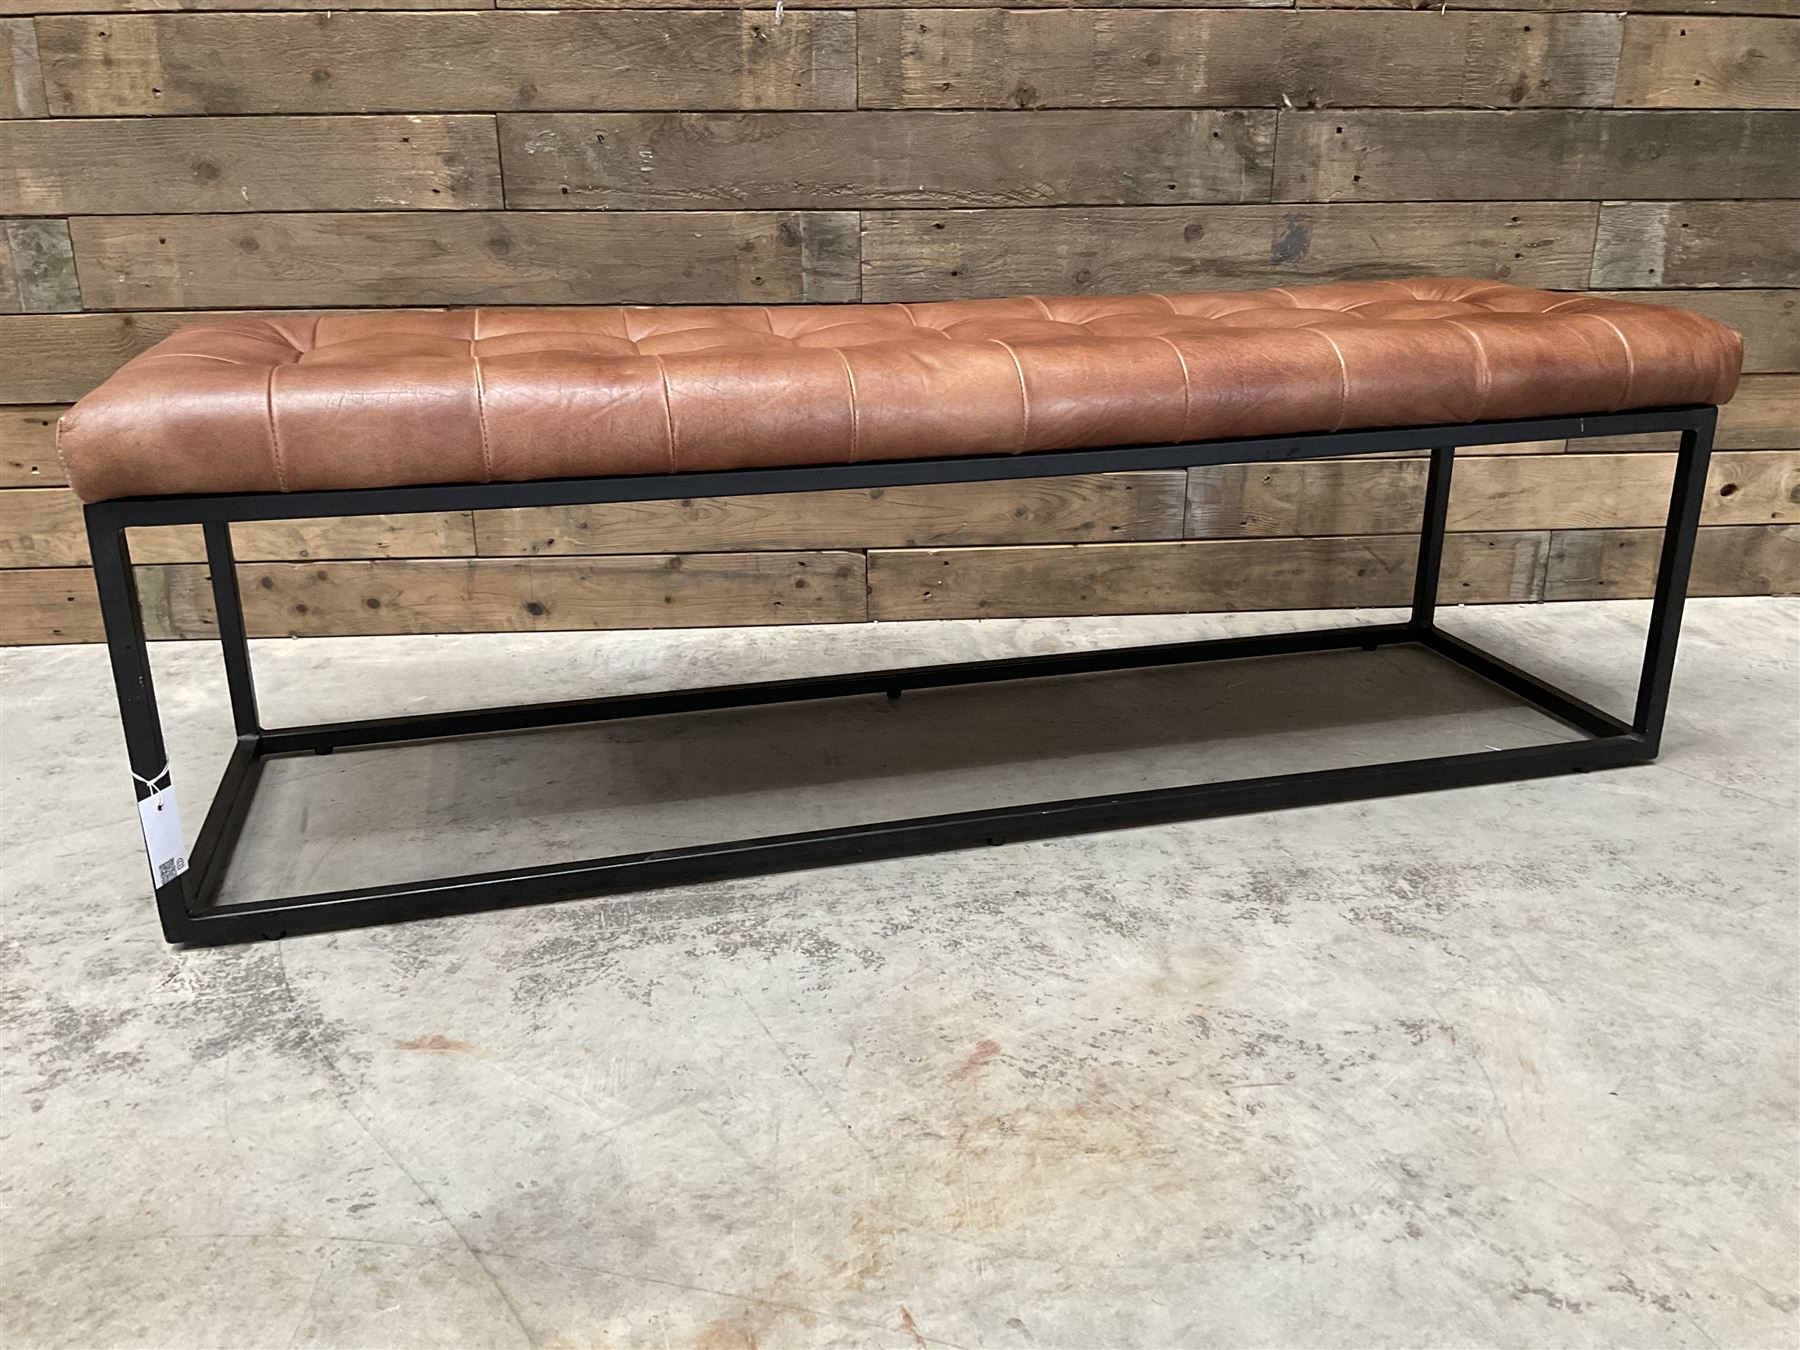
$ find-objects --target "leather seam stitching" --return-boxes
[1312,329,1350,432]
[265,365,289,493]
[1581,312,1637,409]
[1443,319,1493,420]
[1152,336,1193,435]
[470,340,494,482]
[988,338,1030,452]
[833,349,860,463]
[651,356,677,472]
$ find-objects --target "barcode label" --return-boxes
[137,783,188,888]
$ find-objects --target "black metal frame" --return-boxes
[87,404,1716,945]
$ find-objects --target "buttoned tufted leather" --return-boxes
[59,278,1742,502]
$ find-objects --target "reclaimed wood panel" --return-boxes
[1616,17,1800,107]
[1,218,78,314]
[867,533,1550,618]
[0,486,478,566]
[858,10,1622,109]
[36,12,857,116]
[1591,376,1800,452]
[70,211,861,309]
[0,565,104,643]
[0,311,202,402]
[862,203,1599,300]
[500,110,1275,209]
[2,17,45,116]
[474,473,1188,556]
[8,0,494,12]
[1275,110,1800,202]
[0,406,63,486]
[1593,290,1799,373]
[1592,202,1800,288]
[502,0,1291,8]
[1294,0,1800,15]
[1546,524,1799,598]
[0,116,503,216]
[1186,451,1800,538]
[177,553,866,637]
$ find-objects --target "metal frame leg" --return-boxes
[1411,446,1456,630]
[205,521,260,738]
[87,516,194,941]
[1633,412,1715,750]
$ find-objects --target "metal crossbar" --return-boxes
[85,405,1717,945]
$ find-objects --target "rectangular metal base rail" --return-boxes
[86,405,1716,945]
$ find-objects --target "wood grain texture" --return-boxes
[1593,290,1799,372]
[858,10,1622,109]
[1616,16,1800,107]
[1186,451,1800,538]
[1275,110,1800,202]
[36,12,857,115]
[500,110,1275,209]
[0,486,478,566]
[0,405,64,486]
[1,218,78,314]
[1546,523,1799,598]
[7,0,493,12]
[862,203,1600,300]
[501,0,1290,8]
[867,533,1551,619]
[0,311,202,401]
[0,116,504,215]
[1293,0,1800,15]
[474,474,1189,556]
[70,211,861,308]
[1593,376,1800,451]
[1592,202,1800,288]
[1,17,45,116]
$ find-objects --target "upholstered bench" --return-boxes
[65,278,1740,944]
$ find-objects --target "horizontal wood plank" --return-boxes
[0,486,478,566]
[6,0,493,12]
[473,473,1188,556]
[1594,290,1799,373]
[2,17,45,117]
[500,0,1290,8]
[0,405,64,486]
[1,218,78,314]
[1588,376,1799,452]
[500,110,1275,209]
[1275,110,1800,202]
[1186,451,1800,538]
[858,10,1621,109]
[1292,0,1800,16]
[1616,16,1800,107]
[1591,202,1800,288]
[36,12,857,116]
[862,203,1599,299]
[0,311,199,402]
[1546,523,1799,598]
[0,116,503,215]
[867,533,1550,619]
[69,211,861,309]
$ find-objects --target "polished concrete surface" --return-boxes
[2,599,1795,1349]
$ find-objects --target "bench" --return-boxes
[64,278,1741,944]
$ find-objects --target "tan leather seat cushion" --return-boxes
[59,278,1741,503]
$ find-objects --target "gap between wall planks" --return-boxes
[0,2,1795,644]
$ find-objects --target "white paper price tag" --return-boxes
[137,781,188,888]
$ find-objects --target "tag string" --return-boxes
[133,763,172,793]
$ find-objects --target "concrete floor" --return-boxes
[1,599,1795,1350]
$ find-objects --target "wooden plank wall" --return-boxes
[0,0,1795,643]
